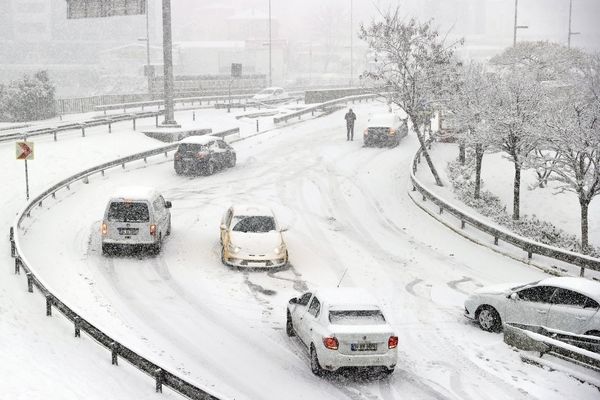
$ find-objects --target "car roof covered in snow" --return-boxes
[367,113,398,127]
[314,288,381,310]
[179,135,221,145]
[231,204,274,217]
[109,186,160,201]
[539,277,600,302]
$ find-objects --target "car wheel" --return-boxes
[310,345,324,376]
[228,153,236,168]
[152,233,162,255]
[382,367,395,376]
[204,162,215,176]
[585,330,600,337]
[286,311,296,337]
[102,243,111,256]
[477,306,501,332]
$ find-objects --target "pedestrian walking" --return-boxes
[344,108,356,141]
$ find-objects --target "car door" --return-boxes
[156,196,169,235]
[546,288,600,334]
[300,296,322,348]
[290,292,312,344]
[506,285,557,326]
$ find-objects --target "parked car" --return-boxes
[101,187,172,255]
[363,113,408,147]
[220,204,288,268]
[464,277,600,336]
[174,136,236,176]
[251,87,289,103]
[286,288,398,376]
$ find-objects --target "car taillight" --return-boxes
[150,224,157,236]
[388,128,396,135]
[101,222,108,236]
[323,337,339,350]
[388,336,398,349]
[363,129,368,136]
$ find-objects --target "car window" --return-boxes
[551,288,588,307]
[107,202,149,222]
[179,143,207,153]
[218,140,229,149]
[232,216,276,233]
[329,310,386,325]
[298,292,312,306]
[517,286,557,303]
[585,297,600,309]
[308,297,321,317]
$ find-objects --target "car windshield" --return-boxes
[178,143,207,153]
[107,202,149,222]
[328,310,386,325]
[232,216,276,233]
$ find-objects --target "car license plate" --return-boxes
[118,228,138,235]
[247,261,265,267]
[351,342,377,352]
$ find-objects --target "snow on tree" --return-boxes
[487,56,544,220]
[447,62,495,199]
[538,52,600,254]
[359,9,464,186]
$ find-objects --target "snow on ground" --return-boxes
[8,103,599,399]
[417,143,600,248]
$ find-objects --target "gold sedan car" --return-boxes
[220,204,289,268]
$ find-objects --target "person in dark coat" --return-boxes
[344,108,357,141]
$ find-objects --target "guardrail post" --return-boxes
[422,194,426,201]
[193,111,196,121]
[155,369,163,393]
[53,130,57,141]
[111,342,119,366]
[132,118,136,131]
[26,272,33,293]
[256,120,259,132]
[9,227,15,258]
[121,163,125,169]
[155,115,159,127]
[527,251,533,260]
[15,257,21,274]
[108,122,112,133]
[46,294,53,316]
[81,126,85,137]
[439,207,443,214]
[494,237,499,245]
[311,110,314,116]
[580,267,585,277]
[74,317,81,338]
[461,220,466,229]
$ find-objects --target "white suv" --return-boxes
[286,288,398,375]
[101,187,172,255]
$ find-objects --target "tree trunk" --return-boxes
[474,143,483,199]
[414,122,443,187]
[580,198,589,254]
[458,143,466,165]
[513,162,521,220]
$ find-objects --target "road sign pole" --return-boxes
[24,159,30,201]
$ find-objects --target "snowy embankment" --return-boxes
[9,102,599,399]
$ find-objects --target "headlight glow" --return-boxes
[228,243,241,253]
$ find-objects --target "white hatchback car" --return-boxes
[220,204,288,268]
[464,277,600,336]
[286,288,398,375]
[251,87,289,103]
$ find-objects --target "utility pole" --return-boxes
[144,0,151,93]
[350,0,353,86]
[269,0,272,87]
[513,0,529,47]
[567,0,580,48]
[161,0,179,127]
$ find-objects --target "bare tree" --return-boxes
[487,71,544,220]
[359,9,463,186]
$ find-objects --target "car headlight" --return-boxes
[228,243,241,253]
[274,244,286,255]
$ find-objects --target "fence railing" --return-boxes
[273,93,381,124]
[10,143,230,400]
[409,143,600,277]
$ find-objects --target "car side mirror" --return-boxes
[220,224,227,230]
[280,225,289,232]
[508,292,518,300]
[164,201,172,209]
[289,297,298,304]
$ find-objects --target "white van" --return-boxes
[101,187,172,255]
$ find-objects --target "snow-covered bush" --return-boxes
[446,159,600,257]
[0,71,56,122]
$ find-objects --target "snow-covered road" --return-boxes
[14,103,599,399]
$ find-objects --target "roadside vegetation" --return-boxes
[0,71,56,122]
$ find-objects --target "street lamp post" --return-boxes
[513,0,529,47]
[268,0,272,87]
[138,0,152,93]
[350,0,353,87]
[567,0,580,48]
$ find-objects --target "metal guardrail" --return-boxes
[504,323,600,370]
[409,143,600,277]
[10,143,227,400]
[0,111,164,144]
[273,93,381,124]
[95,94,256,114]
